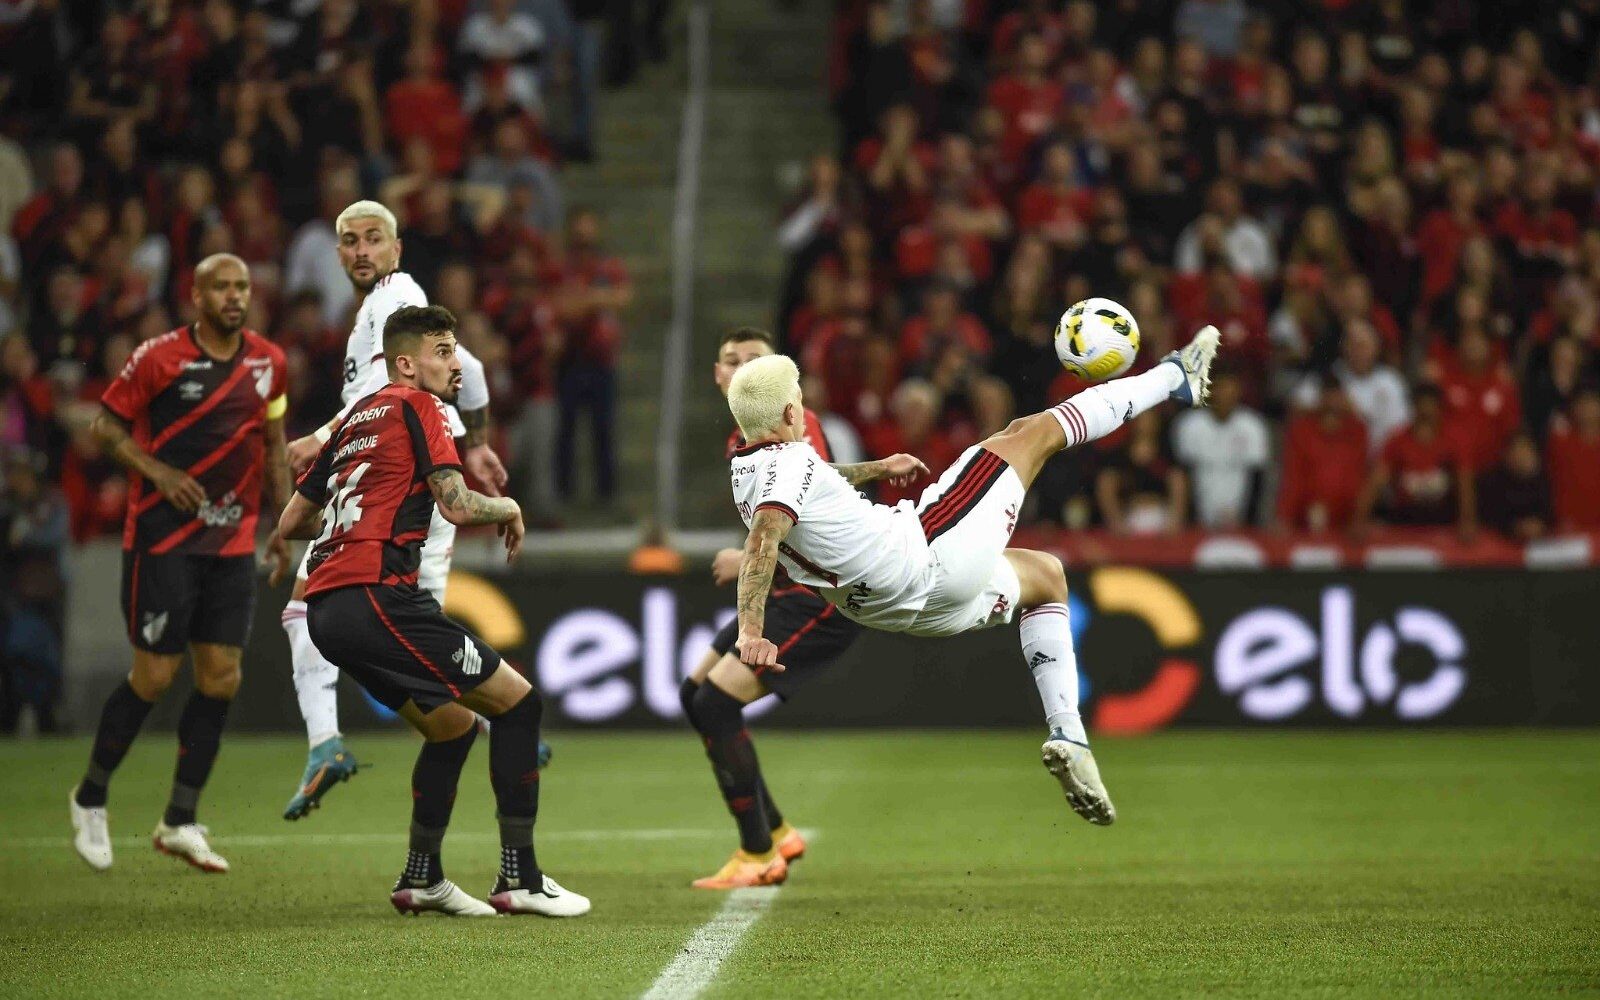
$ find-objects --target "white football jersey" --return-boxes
[337,270,489,436]
[731,440,931,630]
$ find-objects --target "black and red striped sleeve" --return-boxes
[401,393,462,477]
[100,339,165,422]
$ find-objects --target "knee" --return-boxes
[1000,417,1033,438]
[690,681,744,735]
[494,686,543,727]
[1018,550,1068,606]
[128,657,179,701]
[195,663,242,700]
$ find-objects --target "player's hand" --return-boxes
[881,453,930,488]
[464,444,509,497]
[498,502,525,563]
[264,528,292,587]
[151,463,206,511]
[711,547,743,586]
[735,634,786,673]
[287,434,322,476]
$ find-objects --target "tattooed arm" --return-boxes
[831,453,931,488]
[428,468,525,561]
[734,509,794,671]
[92,406,207,511]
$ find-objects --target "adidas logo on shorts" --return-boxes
[452,637,483,676]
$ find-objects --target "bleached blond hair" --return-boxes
[334,200,398,239]
[728,354,801,439]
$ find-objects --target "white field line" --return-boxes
[19,828,726,849]
[639,827,818,1000]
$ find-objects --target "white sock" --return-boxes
[283,600,341,748]
[1049,363,1183,446]
[1020,603,1088,745]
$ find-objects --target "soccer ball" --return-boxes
[1055,297,1141,381]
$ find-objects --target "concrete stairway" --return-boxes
[556,0,836,532]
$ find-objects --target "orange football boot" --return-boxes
[690,848,788,890]
[772,823,806,863]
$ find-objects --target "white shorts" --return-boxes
[900,445,1024,638]
[296,506,456,608]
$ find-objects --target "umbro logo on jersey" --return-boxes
[452,638,483,676]
[1028,651,1056,668]
[178,381,204,401]
[142,611,169,645]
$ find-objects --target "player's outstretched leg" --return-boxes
[682,671,804,864]
[151,643,239,873]
[282,590,361,821]
[389,706,493,916]
[1005,550,1116,826]
[479,684,590,916]
[70,668,162,870]
[984,325,1221,490]
[686,660,790,889]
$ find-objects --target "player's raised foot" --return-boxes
[390,879,496,917]
[1163,324,1221,407]
[773,822,807,863]
[152,822,230,872]
[691,848,789,890]
[1041,732,1117,826]
[488,874,591,917]
[283,736,361,820]
[69,787,113,871]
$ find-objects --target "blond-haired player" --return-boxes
[725,327,1220,830]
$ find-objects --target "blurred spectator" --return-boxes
[1278,378,1368,534]
[554,208,632,503]
[1354,384,1473,533]
[466,119,564,234]
[285,167,360,327]
[0,448,66,734]
[1477,431,1553,541]
[1437,326,1521,471]
[1297,319,1410,453]
[1546,387,1600,531]
[1172,369,1269,529]
[1174,178,1276,280]
[458,0,554,114]
[864,379,964,506]
[1097,411,1187,534]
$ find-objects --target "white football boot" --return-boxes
[390,880,497,917]
[488,874,592,917]
[1163,324,1221,407]
[152,822,230,873]
[69,787,113,871]
[1041,732,1117,826]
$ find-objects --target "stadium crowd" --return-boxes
[0,0,650,731]
[783,0,1600,539]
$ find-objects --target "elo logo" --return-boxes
[1214,587,1466,721]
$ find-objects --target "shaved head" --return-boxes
[191,254,252,336]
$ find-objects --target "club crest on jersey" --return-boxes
[246,359,275,399]
[141,611,169,646]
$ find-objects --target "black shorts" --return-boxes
[306,584,502,713]
[710,586,860,698]
[121,550,257,655]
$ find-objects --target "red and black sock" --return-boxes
[398,725,477,888]
[75,681,155,808]
[163,692,231,827]
[690,682,773,854]
[488,690,543,890]
[682,677,785,833]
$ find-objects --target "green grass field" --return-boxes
[3,730,1597,998]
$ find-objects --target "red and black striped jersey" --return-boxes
[724,409,833,462]
[102,325,288,556]
[296,384,462,598]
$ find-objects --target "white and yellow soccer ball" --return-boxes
[1055,297,1141,381]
